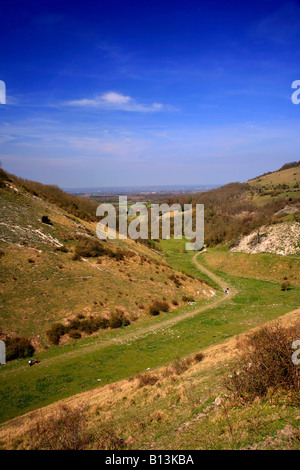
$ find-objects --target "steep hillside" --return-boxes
[0,172,214,350]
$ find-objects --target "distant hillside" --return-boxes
[166,162,300,250]
[248,161,300,189]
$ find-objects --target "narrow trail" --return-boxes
[2,251,236,376]
[192,251,238,299]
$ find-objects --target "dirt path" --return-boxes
[192,251,238,298]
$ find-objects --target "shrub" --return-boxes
[96,316,110,330]
[149,300,170,316]
[74,240,106,258]
[67,318,81,330]
[225,323,300,402]
[149,304,160,316]
[194,352,204,362]
[182,295,195,302]
[171,356,192,375]
[137,373,159,388]
[80,318,96,334]
[168,274,182,287]
[115,252,124,261]
[6,337,35,361]
[281,281,291,291]
[109,310,130,329]
[77,316,109,334]
[0,167,11,187]
[46,323,66,345]
[159,300,170,312]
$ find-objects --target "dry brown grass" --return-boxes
[27,403,126,450]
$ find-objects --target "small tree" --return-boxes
[281,281,291,291]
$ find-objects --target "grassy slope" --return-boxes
[0,246,299,449]
[201,250,300,286]
[0,241,299,427]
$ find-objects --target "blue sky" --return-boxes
[0,0,300,188]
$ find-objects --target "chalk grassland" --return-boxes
[0,243,299,427]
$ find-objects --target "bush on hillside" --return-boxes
[149,300,170,316]
[225,323,300,402]
[182,295,195,302]
[14,176,99,222]
[281,281,291,291]
[46,323,67,345]
[74,240,107,258]
[46,310,133,345]
[73,239,128,261]
[137,373,159,388]
[109,310,130,329]
[6,337,35,361]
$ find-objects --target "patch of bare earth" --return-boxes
[231,222,300,255]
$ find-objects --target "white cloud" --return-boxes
[102,92,131,104]
[65,91,165,112]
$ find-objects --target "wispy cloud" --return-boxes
[64,91,167,112]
